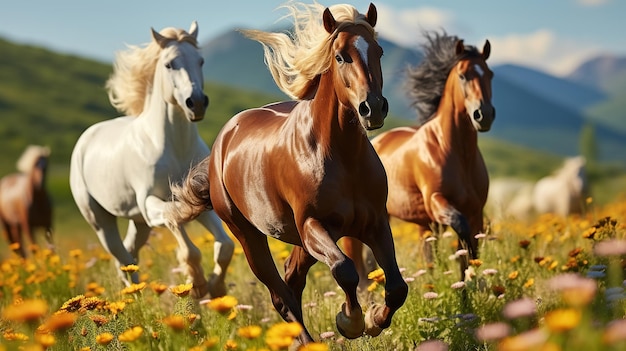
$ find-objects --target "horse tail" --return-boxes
[166,157,212,226]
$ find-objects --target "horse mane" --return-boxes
[240,2,376,100]
[105,27,199,116]
[405,31,481,124]
[16,145,50,173]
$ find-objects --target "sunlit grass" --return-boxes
[1,197,626,350]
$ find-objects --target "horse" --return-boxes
[533,156,588,217]
[0,145,53,257]
[345,31,495,284]
[486,156,588,221]
[69,22,234,298]
[166,3,407,345]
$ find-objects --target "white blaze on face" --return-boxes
[474,63,484,77]
[354,36,369,69]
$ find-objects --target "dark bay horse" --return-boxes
[0,145,53,257]
[345,32,495,283]
[167,2,407,345]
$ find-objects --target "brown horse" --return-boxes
[345,32,495,283]
[167,2,407,346]
[0,145,53,257]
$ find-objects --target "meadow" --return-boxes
[1,194,626,351]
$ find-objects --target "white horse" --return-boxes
[487,156,588,220]
[69,22,234,298]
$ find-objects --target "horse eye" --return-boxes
[459,74,466,81]
[200,58,205,66]
[165,62,172,69]
[335,54,344,64]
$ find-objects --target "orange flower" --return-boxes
[35,333,56,347]
[38,311,77,332]
[237,325,262,339]
[162,315,186,331]
[150,282,168,295]
[299,343,329,351]
[120,264,139,273]
[205,295,238,314]
[121,282,146,295]
[89,314,109,327]
[96,332,114,345]
[367,268,385,283]
[169,283,193,297]
[118,326,143,342]
[544,309,581,332]
[224,339,238,350]
[508,271,519,280]
[265,322,303,350]
[523,278,534,289]
[2,299,48,322]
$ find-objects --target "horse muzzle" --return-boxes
[186,94,209,122]
[472,104,495,132]
[358,94,389,130]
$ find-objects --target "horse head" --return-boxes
[454,39,495,132]
[151,21,208,122]
[324,3,388,130]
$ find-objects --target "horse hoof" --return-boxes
[364,304,384,337]
[207,273,227,298]
[335,303,364,339]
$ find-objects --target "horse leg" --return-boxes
[342,237,370,291]
[123,220,151,262]
[195,210,235,298]
[8,224,26,258]
[299,218,365,339]
[232,223,314,345]
[360,220,408,337]
[284,245,318,305]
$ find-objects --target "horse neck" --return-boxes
[29,165,46,192]
[433,76,479,156]
[308,72,368,158]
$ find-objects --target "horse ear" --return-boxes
[189,21,199,39]
[323,8,337,34]
[365,3,377,27]
[151,28,168,48]
[482,40,491,60]
[455,40,465,56]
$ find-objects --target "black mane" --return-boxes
[405,31,480,124]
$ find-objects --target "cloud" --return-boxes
[487,30,602,76]
[375,4,467,48]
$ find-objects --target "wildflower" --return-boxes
[265,322,302,350]
[582,227,597,239]
[300,342,329,351]
[603,319,626,345]
[502,297,536,319]
[469,259,482,267]
[415,339,449,351]
[475,322,511,342]
[36,333,56,347]
[170,283,193,297]
[106,301,126,315]
[482,269,498,276]
[498,328,548,351]
[544,308,581,332]
[118,326,143,342]
[120,264,139,273]
[548,273,597,307]
[224,339,238,350]
[423,292,439,299]
[508,271,519,280]
[368,268,385,283]
[205,295,238,314]
[80,297,105,311]
[454,249,469,257]
[2,299,48,322]
[425,236,437,242]
[492,285,506,297]
[450,281,465,290]
[150,282,168,295]
[89,314,109,327]
[38,311,77,332]
[320,331,335,339]
[237,325,262,339]
[236,304,253,311]
[162,315,186,331]
[523,279,534,288]
[594,239,626,256]
[3,331,29,341]
[518,240,531,249]
[121,282,146,295]
[367,281,378,292]
[96,332,114,345]
[203,336,220,347]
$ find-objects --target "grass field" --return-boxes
[1,193,626,351]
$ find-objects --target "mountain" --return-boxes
[200,29,626,163]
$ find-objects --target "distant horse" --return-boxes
[69,22,234,298]
[345,32,495,283]
[0,145,53,257]
[486,178,535,221]
[167,3,407,345]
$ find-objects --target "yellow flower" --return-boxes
[523,278,535,288]
[469,259,483,267]
[118,326,143,342]
[367,268,385,283]
[203,336,220,347]
[120,264,139,273]
[3,331,29,341]
[544,309,581,332]
[2,299,48,322]
[238,325,262,339]
[60,295,85,312]
[170,283,193,297]
[96,332,114,345]
[224,339,238,350]
[206,295,238,314]
[106,301,126,315]
[508,271,519,280]
[150,282,168,295]
[9,242,21,251]
[35,333,56,347]
[81,297,105,311]
[121,282,146,295]
[162,315,186,331]
[299,343,329,351]
[69,249,83,258]
[38,311,77,332]
[89,314,109,327]
[367,281,378,292]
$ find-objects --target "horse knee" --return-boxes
[331,259,359,291]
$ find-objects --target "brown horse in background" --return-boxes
[345,32,495,284]
[167,2,407,346]
[0,145,53,257]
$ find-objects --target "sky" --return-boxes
[1,0,625,77]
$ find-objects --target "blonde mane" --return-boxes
[241,2,376,100]
[16,145,50,173]
[106,27,199,116]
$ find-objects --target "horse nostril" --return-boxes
[359,101,371,117]
[382,98,389,117]
[473,109,483,121]
[203,95,209,108]
[185,98,194,109]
